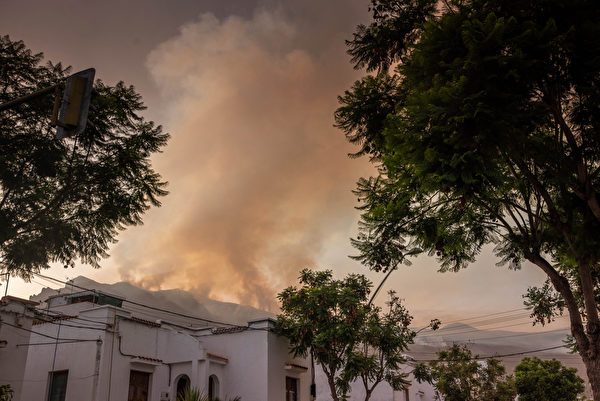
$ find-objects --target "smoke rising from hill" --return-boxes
[112,6,371,310]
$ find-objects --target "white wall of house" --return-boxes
[19,296,312,401]
[10,292,436,401]
[0,296,38,401]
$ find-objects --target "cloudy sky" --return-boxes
[1,0,560,328]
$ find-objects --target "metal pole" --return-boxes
[368,267,396,306]
[4,274,8,297]
[310,350,316,400]
[0,84,60,112]
[368,248,421,305]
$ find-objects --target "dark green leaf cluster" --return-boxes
[276,270,417,401]
[416,344,516,401]
[523,279,565,325]
[515,357,585,401]
[337,9,600,393]
[0,36,169,277]
[342,291,416,397]
[0,384,13,401]
[276,269,372,400]
[339,0,600,276]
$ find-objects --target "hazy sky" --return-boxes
[1,0,560,328]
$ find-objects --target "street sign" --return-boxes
[56,68,95,139]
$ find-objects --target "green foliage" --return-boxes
[0,385,13,401]
[338,0,600,395]
[276,269,418,401]
[523,279,565,326]
[415,344,516,401]
[0,35,168,277]
[276,269,371,401]
[342,291,416,400]
[175,386,240,401]
[515,357,584,401]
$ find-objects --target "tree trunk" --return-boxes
[326,373,339,401]
[581,348,600,401]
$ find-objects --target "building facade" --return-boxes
[0,295,40,401]
[17,291,311,401]
[2,290,437,401]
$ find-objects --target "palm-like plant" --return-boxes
[176,386,240,401]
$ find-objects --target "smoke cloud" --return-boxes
[113,8,371,310]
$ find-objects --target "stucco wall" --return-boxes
[18,303,312,401]
[0,297,37,401]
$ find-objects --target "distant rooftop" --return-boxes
[46,290,125,308]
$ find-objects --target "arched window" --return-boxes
[208,375,219,400]
[176,374,190,399]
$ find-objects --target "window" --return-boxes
[47,370,68,401]
[176,375,190,399]
[208,375,219,400]
[285,377,298,401]
[128,370,150,401]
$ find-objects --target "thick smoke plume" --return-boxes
[113,9,371,310]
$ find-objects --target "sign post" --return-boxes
[0,68,96,139]
[55,68,95,139]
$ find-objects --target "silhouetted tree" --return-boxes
[415,345,516,401]
[0,36,168,277]
[336,0,600,397]
[515,357,585,401]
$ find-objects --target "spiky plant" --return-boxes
[176,387,240,401]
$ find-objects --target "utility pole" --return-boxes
[1,272,9,297]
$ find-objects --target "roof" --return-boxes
[207,352,229,362]
[211,326,248,335]
[1,295,39,306]
[129,316,161,327]
[130,355,163,364]
[32,314,77,326]
[45,289,125,302]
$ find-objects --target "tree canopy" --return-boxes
[415,344,516,401]
[0,36,168,277]
[276,269,417,401]
[515,357,585,401]
[336,0,600,396]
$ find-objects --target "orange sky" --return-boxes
[1,0,562,330]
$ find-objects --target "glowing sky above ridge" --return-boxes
[0,0,562,330]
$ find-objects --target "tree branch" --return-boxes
[527,253,589,353]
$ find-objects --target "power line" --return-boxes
[0,319,97,342]
[17,339,99,347]
[412,344,568,362]
[39,310,113,327]
[433,307,528,326]
[422,327,571,343]
[417,311,535,335]
[33,316,109,332]
[417,315,569,338]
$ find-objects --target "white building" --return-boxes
[17,291,311,401]
[1,289,436,401]
[0,295,40,401]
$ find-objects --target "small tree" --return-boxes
[343,291,416,401]
[515,357,585,401]
[0,36,168,278]
[276,269,418,401]
[0,384,13,401]
[415,344,516,401]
